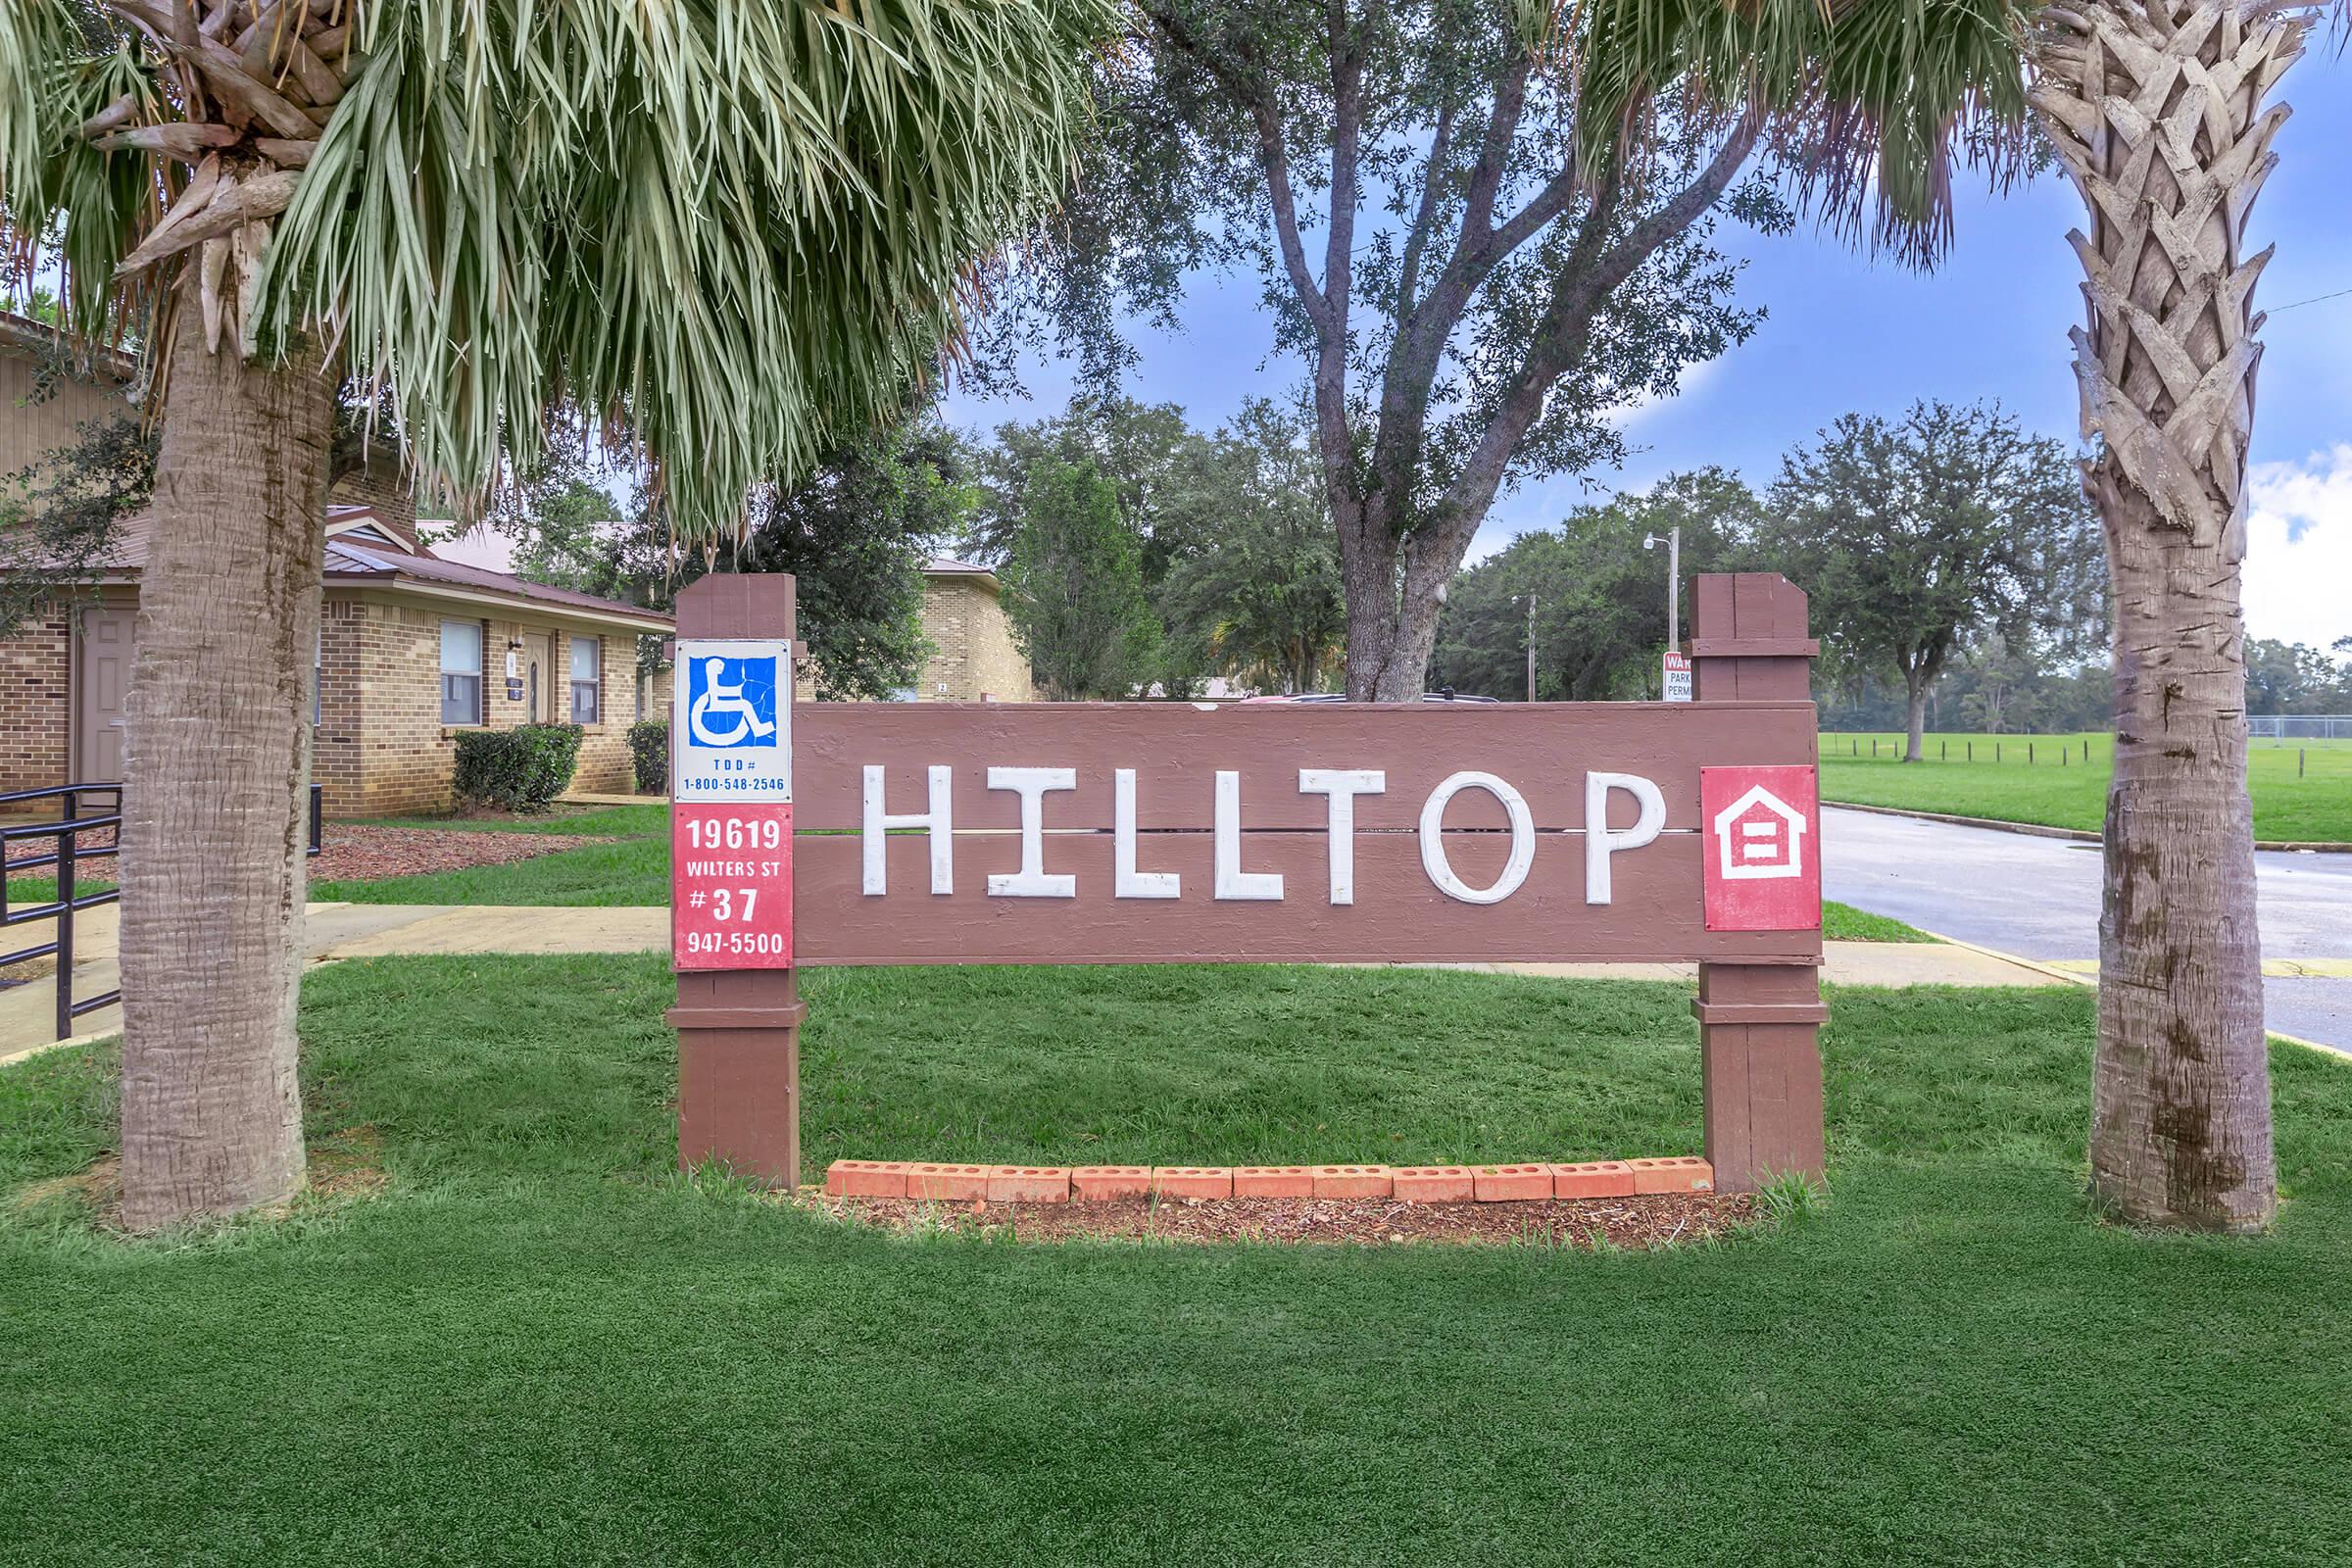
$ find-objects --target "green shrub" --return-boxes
[453,723,583,812]
[628,719,668,795]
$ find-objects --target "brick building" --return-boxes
[786,556,1034,706]
[1,314,670,813]
[909,558,1034,703]
[4,503,671,815]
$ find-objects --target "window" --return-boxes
[314,624,323,724]
[569,635,600,724]
[440,619,483,725]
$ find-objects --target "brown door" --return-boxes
[75,606,135,782]
[526,631,555,721]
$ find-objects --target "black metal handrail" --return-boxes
[2,782,322,1043]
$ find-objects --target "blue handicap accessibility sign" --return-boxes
[685,654,781,750]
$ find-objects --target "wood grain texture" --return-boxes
[796,829,1818,965]
[793,700,1816,832]
[1696,962,1826,1193]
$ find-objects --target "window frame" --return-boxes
[440,617,484,726]
[568,634,600,725]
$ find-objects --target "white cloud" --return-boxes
[1601,355,1727,432]
[2244,445,2352,650]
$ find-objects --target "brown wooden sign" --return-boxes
[668,571,1828,1196]
[791,701,1821,966]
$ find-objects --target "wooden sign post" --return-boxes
[668,571,1827,1194]
[665,573,804,1185]
[1687,574,1826,1189]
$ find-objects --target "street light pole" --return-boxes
[1525,592,1536,702]
[1642,526,1682,695]
[1664,525,1681,655]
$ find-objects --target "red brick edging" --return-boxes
[825,1156,1713,1203]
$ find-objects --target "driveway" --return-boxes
[1823,806,2352,1049]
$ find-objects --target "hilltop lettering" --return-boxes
[858,764,1667,906]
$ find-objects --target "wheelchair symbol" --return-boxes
[687,658,778,748]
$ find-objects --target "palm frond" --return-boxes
[0,1,155,341]
[1563,0,2038,265]
[3,0,1114,542]
[259,0,1112,542]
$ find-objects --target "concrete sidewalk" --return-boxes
[3,901,2079,1067]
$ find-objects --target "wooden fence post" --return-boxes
[665,573,805,1186]
[1688,573,1827,1192]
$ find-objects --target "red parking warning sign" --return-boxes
[1700,765,1820,931]
[671,802,794,968]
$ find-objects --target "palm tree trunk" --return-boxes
[117,285,333,1231]
[2033,0,2304,1229]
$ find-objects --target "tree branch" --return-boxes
[1253,102,1337,337]
[1455,57,1531,255]
[1434,120,1763,560]
[1137,0,1335,337]
[1320,0,1366,348]
[1396,97,1454,318]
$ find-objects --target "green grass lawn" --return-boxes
[1822,731,2352,843]
[317,801,672,904]
[1821,902,1931,942]
[310,835,669,905]
[4,956,2348,1564]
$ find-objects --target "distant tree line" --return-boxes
[487,394,2350,725]
[1434,402,2148,753]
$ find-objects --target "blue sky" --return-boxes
[943,60,2352,651]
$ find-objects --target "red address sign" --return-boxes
[671,803,793,969]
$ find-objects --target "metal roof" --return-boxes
[924,555,1002,588]
[50,504,670,631]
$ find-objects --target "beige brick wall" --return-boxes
[321,595,642,816]
[312,593,368,811]
[557,626,636,794]
[0,604,72,794]
[921,577,1032,702]
[795,573,1034,705]
[0,347,127,479]
[3,583,646,815]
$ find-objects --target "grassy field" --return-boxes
[1822,731,2352,843]
[2,957,2347,1564]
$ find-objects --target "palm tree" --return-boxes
[2030,0,2332,1232]
[1,0,1108,1229]
[1572,0,2337,1230]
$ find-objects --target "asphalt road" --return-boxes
[1822,806,2352,1050]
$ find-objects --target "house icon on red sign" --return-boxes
[1712,784,1807,881]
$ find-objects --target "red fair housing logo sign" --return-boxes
[1699,764,1820,931]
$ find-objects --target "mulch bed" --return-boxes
[4,821,114,866]
[308,824,616,883]
[8,820,619,883]
[797,1190,1757,1250]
